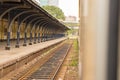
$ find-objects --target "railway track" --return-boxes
[16,41,72,80]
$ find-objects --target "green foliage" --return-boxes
[67,29,78,35]
[69,39,79,66]
[74,39,79,51]
[42,5,65,20]
[67,29,73,35]
[70,58,78,66]
[64,22,79,27]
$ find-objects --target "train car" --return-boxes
[79,0,120,80]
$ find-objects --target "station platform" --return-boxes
[0,37,67,68]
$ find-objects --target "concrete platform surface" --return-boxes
[0,37,67,68]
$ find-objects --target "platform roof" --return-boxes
[0,0,69,32]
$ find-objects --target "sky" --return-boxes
[59,0,79,18]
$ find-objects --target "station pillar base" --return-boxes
[15,44,20,48]
[34,42,36,44]
[23,43,27,46]
[29,42,32,45]
[5,46,10,50]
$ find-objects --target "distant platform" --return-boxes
[0,37,67,68]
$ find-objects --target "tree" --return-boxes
[42,5,65,20]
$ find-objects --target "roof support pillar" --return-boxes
[15,17,20,48]
[5,32,10,50]
[15,31,20,48]
[5,12,12,50]
[33,32,37,44]
[29,31,32,45]
[38,32,40,43]
[23,32,27,46]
